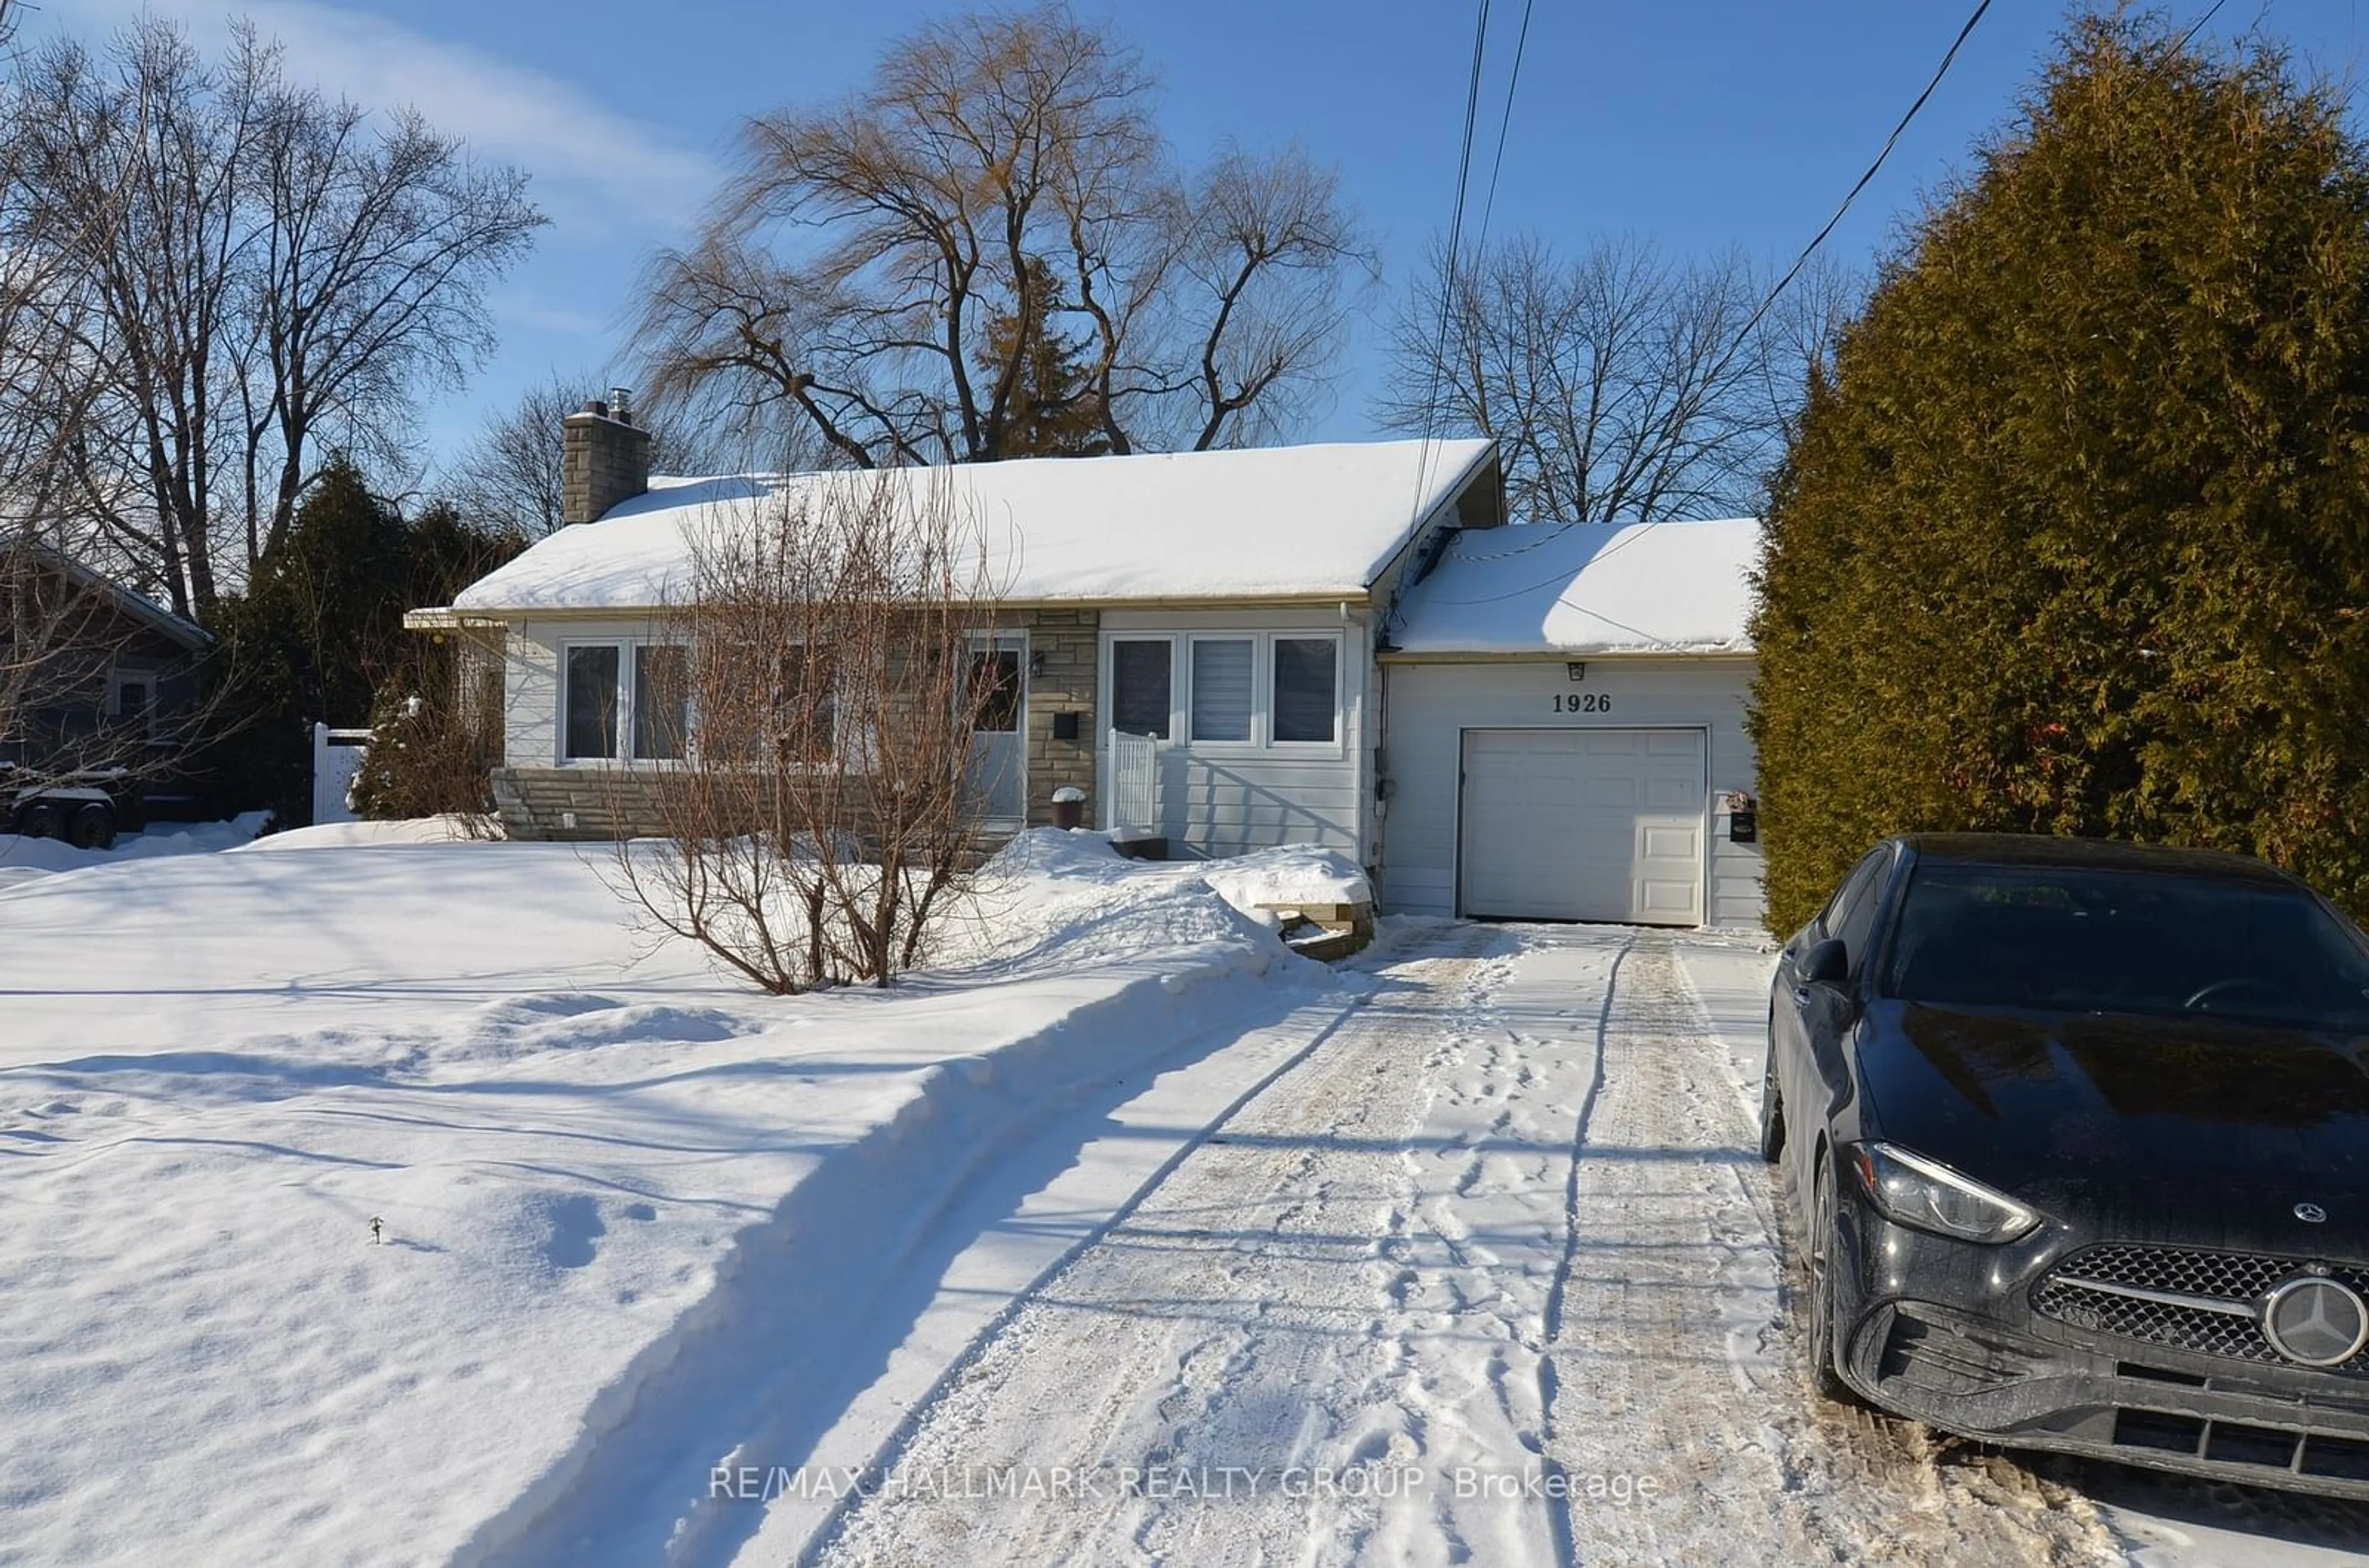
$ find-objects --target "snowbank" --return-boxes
[0,828,1346,1567]
[1199,844,1372,912]
[234,814,495,851]
[0,810,270,889]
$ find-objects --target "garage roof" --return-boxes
[450,439,1499,614]
[1389,516,1760,657]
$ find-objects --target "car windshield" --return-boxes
[1880,861,2369,1026]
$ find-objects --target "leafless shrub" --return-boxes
[611,473,1010,992]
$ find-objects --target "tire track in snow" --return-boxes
[1540,931,2122,1566]
[808,928,1576,1567]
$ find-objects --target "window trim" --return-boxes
[1267,633,1345,749]
[1106,634,1177,743]
[558,638,627,764]
[108,665,161,740]
[630,642,690,763]
[558,637,695,767]
[1185,633,1258,746]
[1101,628,1351,757]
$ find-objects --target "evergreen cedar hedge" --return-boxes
[1748,12,2369,936]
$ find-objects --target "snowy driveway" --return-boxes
[790,925,2369,1568]
[12,833,2369,1568]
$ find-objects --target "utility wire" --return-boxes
[1474,0,1539,251]
[2175,0,2232,53]
[1445,0,1995,587]
[1401,0,1495,537]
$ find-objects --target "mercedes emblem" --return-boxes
[2263,1274,2369,1366]
[2297,1202,2331,1224]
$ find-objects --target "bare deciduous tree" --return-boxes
[0,0,218,812]
[4,16,543,622]
[1378,235,1859,523]
[634,2,1371,466]
[446,373,584,538]
[612,474,1009,992]
[447,372,779,538]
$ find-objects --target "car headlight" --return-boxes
[1850,1142,2041,1244]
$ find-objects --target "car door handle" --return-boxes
[1793,987,1813,1005]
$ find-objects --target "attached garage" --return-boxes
[1377,518,1764,929]
[1459,728,1708,923]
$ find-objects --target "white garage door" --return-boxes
[1458,728,1706,925]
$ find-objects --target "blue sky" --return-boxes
[35,1,2369,481]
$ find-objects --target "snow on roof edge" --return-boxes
[1389,515,1761,659]
[448,439,1499,616]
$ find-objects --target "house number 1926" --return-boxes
[1553,693,1612,714]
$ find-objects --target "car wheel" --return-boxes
[1805,1150,1853,1402]
[68,802,116,851]
[16,801,62,840]
[1757,1046,1785,1163]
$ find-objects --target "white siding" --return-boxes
[1379,656,1764,928]
[1098,608,1371,860]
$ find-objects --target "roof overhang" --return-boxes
[1378,646,1755,664]
[402,607,516,632]
[28,547,213,651]
[423,592,1386,622]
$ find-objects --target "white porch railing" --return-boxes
[1107,728,1158,835]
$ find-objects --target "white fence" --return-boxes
[312,723,370,825]
[1107,728,1159,835]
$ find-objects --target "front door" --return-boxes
[966,633,1027,825]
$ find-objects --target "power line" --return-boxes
[1474,0,1539,251]
[1401,0,1495,536]
[2175,0,2232,53]
[1446,0,1995,580]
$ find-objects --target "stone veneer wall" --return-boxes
[1019,607,1099,825]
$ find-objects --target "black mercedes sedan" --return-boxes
[1762,833,2369,1496]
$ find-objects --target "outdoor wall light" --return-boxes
[1028,650,1048,678]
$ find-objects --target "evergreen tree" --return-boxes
[1751,12,2369,932]
[204,464,522,821]
[977,258,1110,458]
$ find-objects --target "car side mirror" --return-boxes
[1802,937,1850,988]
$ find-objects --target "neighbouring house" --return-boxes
[2,542,214,833]
[405,400,1505,859]
[1377,518,1764,928]
[407,403,1769,928]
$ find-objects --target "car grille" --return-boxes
[2033,1244,2369,1373]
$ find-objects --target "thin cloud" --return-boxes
[44,0,721,233]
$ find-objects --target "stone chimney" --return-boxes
[560,389,653,526]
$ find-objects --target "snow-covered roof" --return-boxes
[1390,516,1761,657]
[450,439,1499,614]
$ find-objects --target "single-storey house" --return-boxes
[1376,518,1763,928]
[408,402,1507,858]
[410,403,1767,926]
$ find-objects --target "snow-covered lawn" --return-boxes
[0,809,271,892]
[0,828,1363,1566]
[9,831,2368,1567]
